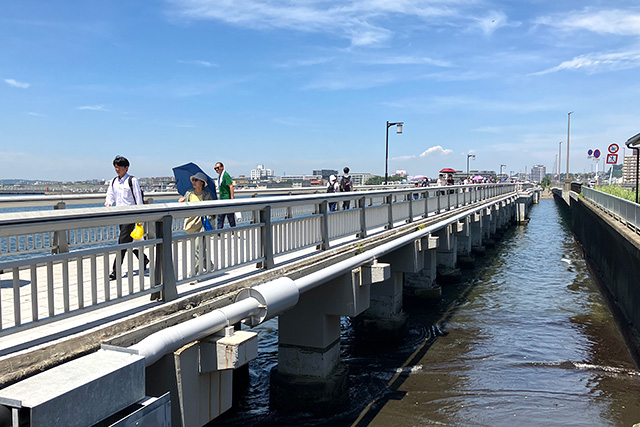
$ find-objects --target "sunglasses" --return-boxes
[214,166,221,170]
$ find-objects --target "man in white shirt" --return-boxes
[105,155,148,280]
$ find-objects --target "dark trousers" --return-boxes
[217,213,236,229]
[112,223,149,272]
[342,200,350,210]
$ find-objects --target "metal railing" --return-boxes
[0,184,516,334]
[581,186,640,233]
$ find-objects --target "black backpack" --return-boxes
[339,175,352,192]
[111,175,144,204]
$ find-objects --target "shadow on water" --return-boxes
[214,199,640,426]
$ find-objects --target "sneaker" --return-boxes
[109,271,117,281]
[144,258,150,271]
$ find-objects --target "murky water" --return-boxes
[215,199,640,426]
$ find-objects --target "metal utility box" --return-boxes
[0,349,145,427]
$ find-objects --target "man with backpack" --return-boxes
[339,166,352,210]
[105,155,149,280]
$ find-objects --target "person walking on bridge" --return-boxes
[214,162,236,229]
[105,155,149,280]
[339,166,352,210]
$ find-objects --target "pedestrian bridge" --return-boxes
[0,183,538,427]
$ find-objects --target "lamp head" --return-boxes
[396,123,403,134]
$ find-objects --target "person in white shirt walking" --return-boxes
[105,155,149,280]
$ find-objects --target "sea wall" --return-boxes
[568,194,640,360]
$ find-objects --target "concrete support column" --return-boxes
[482,209,492,240]
[436,225,457,268]
[145,328,257,427]
[356,242,424,339]
[456,217,472,256]
[404,235,441,298]
[470,212,483,249]
[456,216,475,268]
[516,202,527,223]
[435,224,462,283]
[272,263,387,412]
[489,206,498,235]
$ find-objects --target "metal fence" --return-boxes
[581,186,640,233]
[0,184,516,334]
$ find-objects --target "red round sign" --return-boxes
[594,149,601,159]
[608,143,619,153]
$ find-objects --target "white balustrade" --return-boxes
[0,184,516,334]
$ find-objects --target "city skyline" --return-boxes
[2,1,640,181]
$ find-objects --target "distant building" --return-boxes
[251,164,275,181]
[281,174,322,182]
[351,173,373,186]
[313,169,338,181]
[530,165,546,183]
[623,154,639,188]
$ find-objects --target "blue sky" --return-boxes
[2,0,640,181]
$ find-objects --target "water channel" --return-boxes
[216,198,640,426]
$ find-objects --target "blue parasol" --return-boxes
[172,162,218,199]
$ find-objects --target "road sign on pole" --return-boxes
[587,149,593,157]
[606,153,618,164]
[608,143,619,154]
[594,149,601,159]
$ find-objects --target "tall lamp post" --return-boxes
[558,141,563,183]
[385,121,404,185]
[466,154,476,176]
[500,164,506,177]
[566,111,573,186]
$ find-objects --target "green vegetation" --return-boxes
[541,176,551,188]
[593,185,637,202]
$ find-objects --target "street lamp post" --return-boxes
[385,121,404,185]
[558,141,563,183]
[466,154,476,176]
[500,164,506,177]
[566,111,573,186]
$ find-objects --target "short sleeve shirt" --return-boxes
[218,171,233,200]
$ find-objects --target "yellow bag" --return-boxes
[130,222,144,239]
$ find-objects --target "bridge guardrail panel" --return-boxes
[0,184,518,335]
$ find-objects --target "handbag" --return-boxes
[183,216,202,234]
[130,222,144,239]
[202,215,214,231]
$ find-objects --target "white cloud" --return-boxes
[391,155,416,161]
[536,9,640,36]
[4,78,30,89]
[361,55,451,67]
[420,145,453,157]
[533,50,640,75]
[276,57,335,69]
[178,59,217,67]
[470,11,517,37]
[166,0,489,47]
[77,105,109,111]
[27,112,46,117]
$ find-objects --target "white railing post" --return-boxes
[407,192,414,223]
[52,202,69,254]
[260,206,274,269]
[152,215,177,302]
[319,201,330,249]
[358,196,367,238]
[386,195,394,229]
